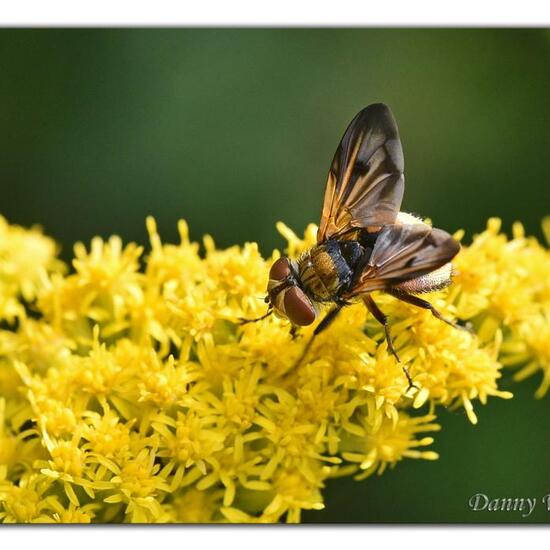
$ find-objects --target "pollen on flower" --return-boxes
[340,410,441,479]
[0,215,548,523]
[81,407,132,458]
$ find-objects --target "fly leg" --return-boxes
[238,308,273,325]
[387,290,461,330]
[294,304,343,368]
[314,304,345,336]
[363,295,399,361]
[362,294,417,391]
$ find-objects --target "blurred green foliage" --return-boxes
[0,28,549,523]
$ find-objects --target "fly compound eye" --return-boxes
[283,287,317,326]
[269,257,291,281]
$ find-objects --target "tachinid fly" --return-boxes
[242,104,461,388]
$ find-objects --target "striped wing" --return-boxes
[343,223,460,296]
[317,104,405,243]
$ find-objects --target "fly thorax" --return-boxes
[297,243,354,301]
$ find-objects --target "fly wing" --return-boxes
[344,223,460,295]
[317,104,405,243]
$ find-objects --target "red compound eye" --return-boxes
[283,287,317,326]
[269,257,290,281]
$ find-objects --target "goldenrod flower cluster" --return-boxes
[0,214,548,523]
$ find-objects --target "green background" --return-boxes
[1,28,549,523]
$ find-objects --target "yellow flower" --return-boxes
[163,487,223,523]
[38,235,143,347]
[81,406,132,459]
[102,448,171,522]
[451,218,550,396]
[0,398,45,479]
[502,312,550,398]
[49,501,99,523]
[0,216,63,323]
[0,214,548,523]
[340,409,440,479]
[0,473,55,523]
[152,409,227,485]
[261,467,326,523]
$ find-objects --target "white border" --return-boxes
[0,4,547,543]
[1,0,550,26]
[0,525,546,548]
